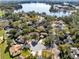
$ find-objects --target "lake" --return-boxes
[14,3,71,17]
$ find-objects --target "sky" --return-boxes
[0,0,79,2]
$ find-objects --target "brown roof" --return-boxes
[9,44,22,57]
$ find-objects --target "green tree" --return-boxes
[59,44,72,59]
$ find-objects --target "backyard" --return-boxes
[0,29,12,59]
[0,42,11,59]
[0,10,4,17]
[0,29,31,59]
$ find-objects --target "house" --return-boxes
[5,28,14,36]
[15,35,26,44]
[53,20,65,30]
[52,47,60,59]
[40,32,48,39]
[31,39,38,46]
[51,43,60,59]
[37,26,45,32]
[64,35,73,44]
[9,44,22,57]
[36,16,44,24]
[70,47,79,59]
[4,25,13,30]
[51,20,69,35]
[29,40,46,56]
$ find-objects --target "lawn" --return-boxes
[0,42,17,59]
[0,29,12,59]
[21,50,30,58]
[0,29,5,44]
[0,10,4,17]
[0,29,5,36]
[42,50,53,59]
[0,42,11,59]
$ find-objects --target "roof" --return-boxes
[16,56,25,59]
[9,44,22,57]
[16,35,26,44]
[30,43,46,52]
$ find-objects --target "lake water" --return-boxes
[14,3,71,17]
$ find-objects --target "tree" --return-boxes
[9,29,17,39]
[59,44,72,59]
[27,54,37,59]
[7,38,13,46]
[22,28,30,34]
[44,34,56,47]
[45,16,55,22]
[12,21,20,28]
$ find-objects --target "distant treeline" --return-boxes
[0,0,79,5]
[0,3,22,10]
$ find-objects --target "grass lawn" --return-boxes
[0,42,16,59]
[42,50,53,59]
[0,29,5,44]
[0,42,11,59]
[21,50,30,58]
[0,10,4,17]
[0,29,12,59]
[0,29,5,36]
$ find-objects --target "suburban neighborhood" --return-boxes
[0,0,79,59]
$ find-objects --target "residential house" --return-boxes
[15,35,26,44]
[70,47,79,59]
[9,44,22,57]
